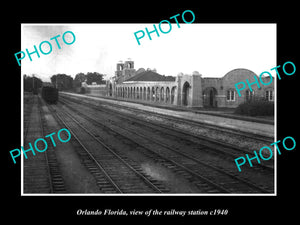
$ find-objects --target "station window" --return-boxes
[266,90,274,101]
[226,90,235,101]
[245,90,254,101]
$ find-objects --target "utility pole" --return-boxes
[32,74,34,90]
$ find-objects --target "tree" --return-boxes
[50,74,73,91]
[23,74,43,92]
[86,72,105,85]
[74,72,86,87]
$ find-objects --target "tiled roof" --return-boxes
[125,70,175,82]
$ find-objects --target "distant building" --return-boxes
[81,81,107,96]
[107,59,274,108]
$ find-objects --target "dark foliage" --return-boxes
[86,72,106,85]
[50,74,73,91]
[23,75,43,92]
[234,99,274,116]
[74,72,106,87]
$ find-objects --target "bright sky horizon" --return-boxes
[21,23,276,82]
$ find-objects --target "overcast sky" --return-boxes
[21,23,276,82]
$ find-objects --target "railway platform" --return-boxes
[60,92,274,139]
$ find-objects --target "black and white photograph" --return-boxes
[21,23,276,195]
[4,4,298,223]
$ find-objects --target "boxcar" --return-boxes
[41,86,59,104]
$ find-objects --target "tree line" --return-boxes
[23,72,106,92]
[23,75,43,92]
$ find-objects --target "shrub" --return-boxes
[80,87,86,94]
[234,100,274,116]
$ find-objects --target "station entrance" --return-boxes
[203,87,217,107]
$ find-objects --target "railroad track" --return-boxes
[61,93,274,143]
[24,95,66,193]
[38,97,67,193]
[23,93,35,140]
[60,95,274,170]
[48,103,168,194]
[59,96,274,193]
[107,102,274,143]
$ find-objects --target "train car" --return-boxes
[41,86,59,104]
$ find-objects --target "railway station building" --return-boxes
[106,59,274,108]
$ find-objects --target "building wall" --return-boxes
[114,81,178,105]
[202,78,222,107]
[177,73,203,107]
[105,62,274,108]
[220,69,274,108]
[81,82,107,96]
